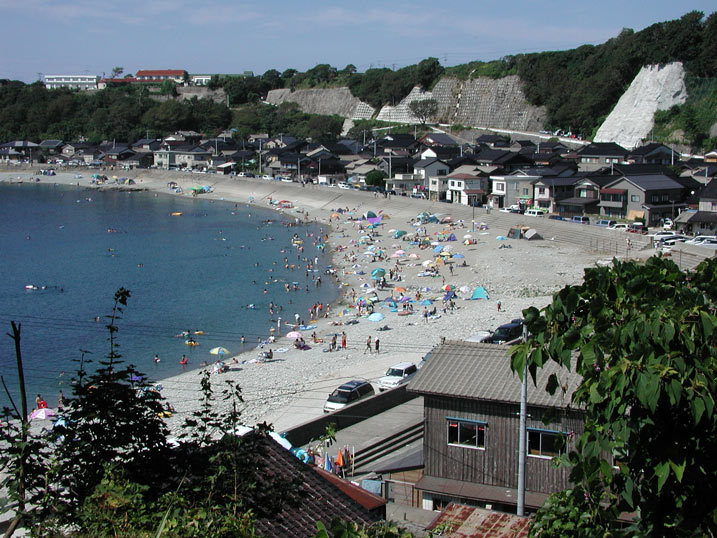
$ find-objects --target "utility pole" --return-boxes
[517,324,528,516]
[259,140,263,175]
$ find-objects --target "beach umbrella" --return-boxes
[30,408,57,421]
[371,268,386,277]
[394,286,407,293]
[394,249,406,256]
[393,230,407,238]
[367,312,385,322]
[433,245,443,254]
[399,296,411,303]
[439,251,452,257]
[364,211,377,219]
[443,284,455,291]
[408,253,419,259]
[421,260,434,267]
[286,331,302,339]
[210,347,230,356]
[442,245,453,252]
[360,282,371,288]
[419,299,433,306]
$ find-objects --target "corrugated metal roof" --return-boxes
[408,341,580,408]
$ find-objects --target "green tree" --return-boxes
[511,257,717,535]
[408,99,438,125]
[365,170,387,187]
[111,66,124,79]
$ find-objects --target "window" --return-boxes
[495,182,505,193]
[631,194,640,202]
[523,188,529,196]
[538,187,546,195]
[447,418,486,449]
[528,428,565,458]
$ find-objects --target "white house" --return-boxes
[445,173,488,206]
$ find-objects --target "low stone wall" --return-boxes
[282,385,418,447]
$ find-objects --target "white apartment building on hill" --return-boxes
[44,75,98,90]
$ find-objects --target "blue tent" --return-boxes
[471,286,489,300]
[433,245,443,253]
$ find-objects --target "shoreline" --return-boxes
[2,169,610,434]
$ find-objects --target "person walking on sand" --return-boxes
[423,307,429,323]
[364,335,372,354]
[341,331,347,349]
[497,300,502,312]
[375,337,380,354]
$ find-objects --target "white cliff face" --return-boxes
[594,62,687,149]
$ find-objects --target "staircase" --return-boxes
[350,421,424,475]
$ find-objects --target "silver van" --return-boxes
[524,209,545,217]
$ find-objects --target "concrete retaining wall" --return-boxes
[266,87,375,119]
[282,385,418,447]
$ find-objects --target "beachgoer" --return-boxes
[341,331,347,349]
[375,338,380,354]
[240,335,245,344]
[331,334,337,351]
[57,390,66,409]
[154,354,160,363]
[37,395,48,409]
[423,307,429,323]
[364,335,372,354]
[267,348,273,360]
[497,300,502,312]
[180,354,188,366]
[35,394,42,408]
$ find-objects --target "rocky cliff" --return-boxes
[594,62,687,149]
[265,87,375,120]
[266,75,546,131]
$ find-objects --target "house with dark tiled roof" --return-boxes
[489,167,574,210]
[475,134,509,148]
[627,142,675,165]
[673,179,717,235]
[408,341,584,513]
[131,139,162,152]
[39,140,64,154]
[418,132,458,147]
[577,142,629,172]
[473,149,534,171]
[376,133,418,153]
[419,145,461,161]
[154,145,211,170]
[554,174,618,217]
[445,172,490,206]
[599,174,686,224]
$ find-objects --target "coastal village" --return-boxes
[1,49,717,536]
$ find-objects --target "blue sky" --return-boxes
[1,1,714,82]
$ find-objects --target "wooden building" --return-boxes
[409,341,584,513]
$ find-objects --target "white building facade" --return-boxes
[44,75,98,90]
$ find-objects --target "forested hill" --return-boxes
[0,10,714,146]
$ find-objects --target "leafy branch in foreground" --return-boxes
[512,256,717,536]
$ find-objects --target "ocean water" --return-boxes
[0,182,337,409]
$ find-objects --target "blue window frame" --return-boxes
[446,417,486,449]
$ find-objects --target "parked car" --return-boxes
[570,216,590,224]
[337,182,351,190]
[524,209,545,217]
[656,235,689,251]
[500,204,522,213]
[481,319,524,344]
[377,362,418,392]
[548,214,565,221]
[651,230,677,245]
[323,380,375,413]
[609,223,629,231]
[663,218,674,230]
[595,219,616,228]
[627,222,647,234]
[261,174,273,180]
[685,235,717,245]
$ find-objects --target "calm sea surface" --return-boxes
[0,182,337,409]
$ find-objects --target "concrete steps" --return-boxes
[351,421,424,474]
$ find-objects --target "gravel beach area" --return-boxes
[1,169,609,434]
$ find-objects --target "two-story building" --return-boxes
[135,69,186,84]
[413,158,449,198]
[554,174,618,217]
[409,341,584,513]
[577,142,629,172]
[673,179,717,235]
[44,74,98,91]
[599,174,686,224]
[154,145,211,170]
[445,173,489,206]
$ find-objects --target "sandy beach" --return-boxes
[1,168,612,434]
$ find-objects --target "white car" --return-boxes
[652,231,677,246]
[377,362,418,392]
[261,174,273,180]
[663,218,674,230]
[524,209,545,217]
[609,223,629,231]
[337,182,351,190]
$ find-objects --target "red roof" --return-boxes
[600,188,627,194]
[136,70,185,77]
[314,468,387,511]
[427,503,531,537]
